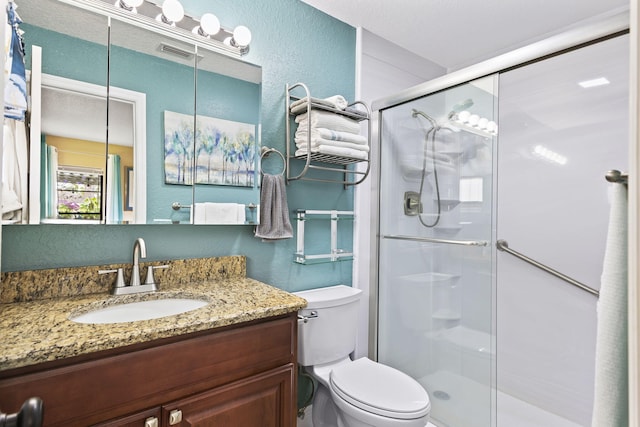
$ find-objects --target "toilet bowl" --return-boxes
[294,285,431,427]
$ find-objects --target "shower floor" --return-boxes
[296,406,439,427]
[420,371,583,427]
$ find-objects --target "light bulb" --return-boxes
[231,25,252,48]
[193,13,220,37]
[201,13,220,36]
[115,0,143,12]
[159,0,184,24]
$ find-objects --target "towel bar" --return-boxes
[496,239,599,297]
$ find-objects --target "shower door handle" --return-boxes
[383,234,488,247]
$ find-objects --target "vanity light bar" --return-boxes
[57,0,251,57]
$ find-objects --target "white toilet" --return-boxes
[294,285,431,427]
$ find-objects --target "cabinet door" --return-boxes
[93,407,161,427]
[162,364,295,427]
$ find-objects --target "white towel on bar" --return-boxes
[295,111,361,134]
[255,174,293,241]
[295,127,367,145]
[591,183,628,427]
[194,202,245,224]
[193,203,207,224]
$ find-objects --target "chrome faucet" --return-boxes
[130,237,147,287]
[99,237,169,295]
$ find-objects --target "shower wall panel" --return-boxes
[496,34,629,426]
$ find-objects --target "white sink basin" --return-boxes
[70,298,209,324]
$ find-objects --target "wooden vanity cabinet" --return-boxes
[94,408,161,427]
[0,314,298,427]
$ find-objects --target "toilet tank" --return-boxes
[293,285,362,366]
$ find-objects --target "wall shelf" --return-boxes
[294,209,354,264]
[285,83,371,186]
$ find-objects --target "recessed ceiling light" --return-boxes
[578,77,610,88]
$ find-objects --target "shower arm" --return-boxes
[496,239,599,297]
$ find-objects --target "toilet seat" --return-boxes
[329,358,431,420]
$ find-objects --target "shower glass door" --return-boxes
[377,75,498,427]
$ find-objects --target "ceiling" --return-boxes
[300,0,629,71]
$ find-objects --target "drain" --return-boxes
[433,390,451,400]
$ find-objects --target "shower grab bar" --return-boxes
[383,234,489,247]
[496,239,599,297]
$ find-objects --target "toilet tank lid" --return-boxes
[293,285,362,309]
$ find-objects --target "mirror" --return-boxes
[20,0,109,224]
[108,17,196,224]
[192,46,261,225]
[10,0,262,225]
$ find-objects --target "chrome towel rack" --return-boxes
[496,239,599,297]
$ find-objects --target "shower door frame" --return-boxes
[632,3,640,426]
[367,10,630,426]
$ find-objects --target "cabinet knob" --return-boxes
[169,409,183,425]
[144,417,158,427]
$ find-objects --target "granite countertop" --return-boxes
[0,277,307,372]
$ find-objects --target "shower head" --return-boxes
[447,98,474,119]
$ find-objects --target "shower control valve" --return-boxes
[404,191,422,216]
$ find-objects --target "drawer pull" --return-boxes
[169,409,183,425]
[144,417,158,427]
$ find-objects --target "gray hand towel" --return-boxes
[255,174,293,241]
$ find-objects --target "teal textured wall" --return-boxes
[2,0,357,293]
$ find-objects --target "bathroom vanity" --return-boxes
[0,315,297,426]
[0,256,306,426]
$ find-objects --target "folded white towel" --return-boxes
[290,95,348,114]
[344,105,368,118]
[295,111,360,134]
[295,127,367,145]
[295,137,370,152]
[193,203,207,224]
[237,205,246,224]
[296,145,369,160]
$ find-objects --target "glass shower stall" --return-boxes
[373,14,628,427]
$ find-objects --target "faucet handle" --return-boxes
[99,268,126,289]
[144,265,169,285]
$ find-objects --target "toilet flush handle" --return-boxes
[298,311,318,323]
